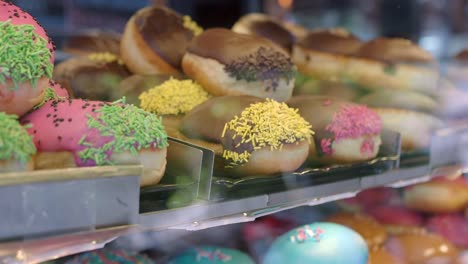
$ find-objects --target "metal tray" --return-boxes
[180,130,401,201]
[0,166,142,242]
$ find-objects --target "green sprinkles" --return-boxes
[0,112,36,163]
[77,97,169,166]
[33,87,64,109]
[0,20,53,90]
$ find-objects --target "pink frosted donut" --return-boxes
[0,0,55,63]
[20,98,169,186]
[0,1,56,116]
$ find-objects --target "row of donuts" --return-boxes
[55,5,468,156]
[1,2,390,183]
[50,173,468,264]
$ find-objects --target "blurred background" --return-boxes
[11,0,468,60]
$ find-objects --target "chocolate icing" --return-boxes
[355,38,434,64]
[135,6,194,69]
[187,28,287,65]
[298,30,362,55]
[247,20,295,52]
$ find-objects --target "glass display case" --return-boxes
[0,0,467,263]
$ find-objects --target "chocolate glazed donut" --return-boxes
[121,6,195,75]
[182,28,296,102]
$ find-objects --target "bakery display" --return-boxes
[263,222,369,264]
[179,96,313,176]
[232,13,295,53]
[53,52,131,101]
[169,246,255,264]
[121,6,202,76]
[288,96,382,164]
[0,112,36,172]
[182,28,296,102]
[139,77,211,133]
[0,0,55,116]
[21,98,169,186]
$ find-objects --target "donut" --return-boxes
[349,38,438,93]
[20,98,168,186]
[169,246,254,264]
[384,233,459,263]
[121,6,202,75]
[358,89,443,151]
[359,89,438,114]
[182,28,296,102]
[53,52,131,101]
[426,213,468,248]
[139,77,211,134]
[367,248,402,264]
[0,0,55,116]
[326,212,388,249]
[48,79,70,99]
[287,96,382,164]
[292,29,363,82]
[62,30,122,56]
[365,205,424,227]
[0,112,36,172]
[263,222,368,264]
[231,13,295,53]
[294,79,363,101]
[65,248,155,264]
[179,96,313,176]
[403,176,468,213]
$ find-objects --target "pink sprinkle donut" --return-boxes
[48,79,70,98]
[0,0,55,63]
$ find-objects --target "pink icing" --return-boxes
[320,138,333,156]
[0,0,55,64]
[360,138,375,155]
[48,79,69,98]
[326,104,382,140]
[20,99,112,166]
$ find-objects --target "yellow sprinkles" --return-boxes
[183,15,203,36]
[88,52,124,65]
[222,99,314,166]
[139,77,211,115]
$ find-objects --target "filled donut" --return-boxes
[21,98,168,186]
[182,28,296,102]
[179,96,313,176]
[62,30,122,56]
[0,112,36,172]
[0,0,55,116]
[121,6,202,75]
[288,96,382,164]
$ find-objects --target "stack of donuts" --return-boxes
[0,1,169,187]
